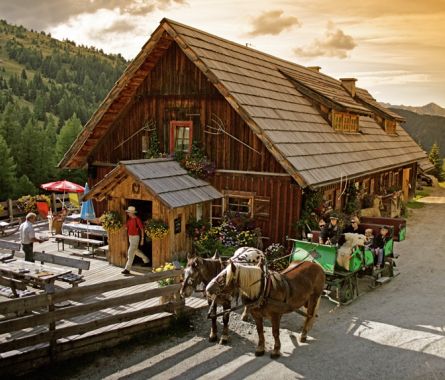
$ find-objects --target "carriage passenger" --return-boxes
[320,213,342,246]
[343,216,360,233]
[372,226,390,269]
[364,228,374,250]
[318,218,327,244]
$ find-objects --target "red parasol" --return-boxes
[41,180,85,193]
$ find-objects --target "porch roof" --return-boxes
[86,159,223,209]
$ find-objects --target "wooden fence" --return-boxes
[0,269,184,376]
[0,194,71,221]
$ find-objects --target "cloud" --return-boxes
[247,10,301,37]
[2,0,186,31]
[294,22,356,59]
[102,19,139,35]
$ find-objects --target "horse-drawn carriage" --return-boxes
[290,215,406,304]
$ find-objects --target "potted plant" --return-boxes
[144,219,169,240]
[153,262,179,304]
[100,211,123,233]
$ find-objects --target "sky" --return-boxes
[2,0,445,107]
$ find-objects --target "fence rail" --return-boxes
[0,269,184,375]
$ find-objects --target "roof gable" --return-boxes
[86,159,222,209]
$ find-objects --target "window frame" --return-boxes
[169,120,193,154]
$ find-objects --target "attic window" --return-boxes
[384,120,397,135]
[170,121,193,153]
[331,110,359,133]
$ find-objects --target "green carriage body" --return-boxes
[290,240,375,274]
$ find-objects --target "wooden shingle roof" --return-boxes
[60,18,427,188]
[86,159,223,209]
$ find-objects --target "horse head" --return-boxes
[180,255,205,298]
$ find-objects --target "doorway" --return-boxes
[402,168,411,201]
[126,199,153,264]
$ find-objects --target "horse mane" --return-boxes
[227,263,262,299]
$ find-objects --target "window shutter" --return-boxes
[254,196,270,220]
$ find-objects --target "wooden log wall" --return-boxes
[211,173,301,244]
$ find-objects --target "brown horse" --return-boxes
[206,260,326,358]
[180,253,230,343]
[180,247,265,344]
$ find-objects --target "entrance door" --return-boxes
[127,200,152,264]
[402,168,411,201]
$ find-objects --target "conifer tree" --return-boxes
[0,135,17,200]
[428,143,444,181]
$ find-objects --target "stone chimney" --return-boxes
[340,78,357,97]
[307,66,321,72]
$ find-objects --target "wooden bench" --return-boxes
[0,239,21,262]
[359,216,407,241]
[34,251,91,287]
[0,219,20,236]
[0,275,35,298]
[52,234,104,252]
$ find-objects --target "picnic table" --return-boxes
[0,259,71,293]
[62,222,107,242]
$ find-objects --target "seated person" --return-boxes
[343,216,360,234]
[52,207,68,234]
[372,226,390,269]
[364,228,374,250]
[320,213,342,246]
[318,218,327,243]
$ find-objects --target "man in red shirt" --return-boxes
[122,206,150,275]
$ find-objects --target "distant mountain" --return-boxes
[381,102,445,118]
[389,108,445,158]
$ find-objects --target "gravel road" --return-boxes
[32,183,445,380]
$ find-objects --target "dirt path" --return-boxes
[32,184,445,380]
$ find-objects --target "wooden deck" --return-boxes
[0,223,208,374]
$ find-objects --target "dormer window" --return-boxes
[384,120,397,135]
[331,110,359,133]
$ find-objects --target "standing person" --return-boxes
[19,212,44,262]
[122,206,150,275]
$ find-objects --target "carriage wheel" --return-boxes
[338,277,357,304]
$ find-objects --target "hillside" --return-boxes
[0,19,128,125]
[0,19,128,200]
[382,102,445,118]
[390,107,445,158]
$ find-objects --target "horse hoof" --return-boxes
[300,336,307,343]
[270,351,281,359]
[209,336,217,343]
[241,314,249,322]
[255,350,265,357]
[219,337,228,345]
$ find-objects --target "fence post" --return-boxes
[45,283,57,361]
[8,199,13,221]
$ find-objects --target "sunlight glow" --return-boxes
[352,320,445,359]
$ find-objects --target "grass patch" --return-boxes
[406,200,425,209]
[414,189,430,200]
[439,182,445,189]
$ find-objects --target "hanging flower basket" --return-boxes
[144,219,169,240]
[100,211,123,232]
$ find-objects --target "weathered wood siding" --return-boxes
[211,173,301,243]
[90,43,285,173]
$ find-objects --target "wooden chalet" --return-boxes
[59,18,427,266]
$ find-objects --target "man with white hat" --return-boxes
[122,206,150,275]
[19,212,44,262]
